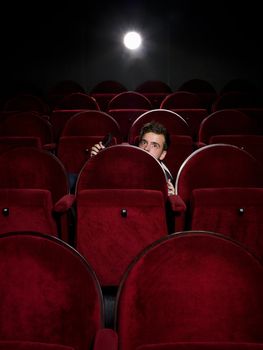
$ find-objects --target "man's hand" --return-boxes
[90,142,105,157]
[167,179,175,196]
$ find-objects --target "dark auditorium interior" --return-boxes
[1,1,263,349]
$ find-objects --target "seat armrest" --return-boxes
[53,194,76,213]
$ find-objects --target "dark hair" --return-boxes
[139,120,170,150]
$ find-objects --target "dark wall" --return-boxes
[0,0,262,95]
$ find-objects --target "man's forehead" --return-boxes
[142,132,165,144]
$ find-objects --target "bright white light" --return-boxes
[123,31,142,50]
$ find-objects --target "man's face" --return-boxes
[138,132,167,160]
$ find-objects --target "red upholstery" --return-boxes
[178,78,218,111]
[0,136,41,154]
[198,109,258,145]
[60,110,121,141]
[75,144,169,286]
[0,341,74,350]
[135,80,172,108]
[57,135,117,173]
[128,109,194,179]
[49,109,87,142]
[176,144,263,204]
[107,91,152,140]
[107,91,152,110]
[174,144,263,234]
[211,91,263,112]
[137,343,263,350]
[0,112,54,149]
[115,231,263,350]
[190,187,263,259]
[90,80,127,111]
[0,147,71,240]
[210,134,263,166]
[128,109,191,143]
[0,189,57,235]
[3,94,49,114]
[160,91,202,109]
[0,232,104,350]
[53,92,100,110]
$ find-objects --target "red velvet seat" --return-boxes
[210,134,263,166]
[74,144,169,287]
[115,231,263,350]
[90,80,127,111]
[53,92,100,110]
[128,109,194,179]
[0,136,41,154]
[136,343,263,350]
[0,147,73,242]
[0,231,109,350]
[135,80,172,108]
[107,91,152,141]
[177,78,218,111]
[173,144,263,257]
[198,109,258,146]
[57,110,121,178]
[3,93,49,114]
[160,92,208,140]
[211,91,263,112]
[0,112,55,151]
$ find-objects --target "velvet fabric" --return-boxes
[57,136,117,173]
[175,144,263,232]
[115,232,263,350]
[210,135,263,166]
[0,232,104,350]
[75,144,169,286]
[135,80,172,109]
[175,144,263,204]
[76,188,167,286]
[0,112,53,148]
[107,91,152,110]
[190,187,263,259]
[54,92,100,110]
[60,110,122,142]
[0,136,42,155]
[0,340,74,350]
[160,91,202,109]
[0,147,69,203]
[198,109,258,144]
[137,343,263,350]
[0,189,57,235]
[76,144,168,197]
[128,109,191,145]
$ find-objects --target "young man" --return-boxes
[91,121,175,196]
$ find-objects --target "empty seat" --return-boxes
[135,80,172,108]
[53,92,100,110]
[178,78,218,111]
[3,93,49,114]
[0,147,73,241]
[173,144,263,258]
[90,80,127,111]
[0,112,55,151]
[74,144,170,287]
[198,109,258,146]
[211,91,263,112]
[0,231,107,350]
[114,231,263,350]
[107,91,152,141]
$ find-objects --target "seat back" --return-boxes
[0,232,104,350]
[160,91,202,109]
[128,109,194,179]
[0,189,57,235]
[75,145,169,286]
[115,231,263,350]
[53,92,100,110]
[135,80,172,108]
[0,112,54,148]
[176,144,263,204]
[198,109,258,144]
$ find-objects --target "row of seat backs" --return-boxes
[1,230,263,350]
